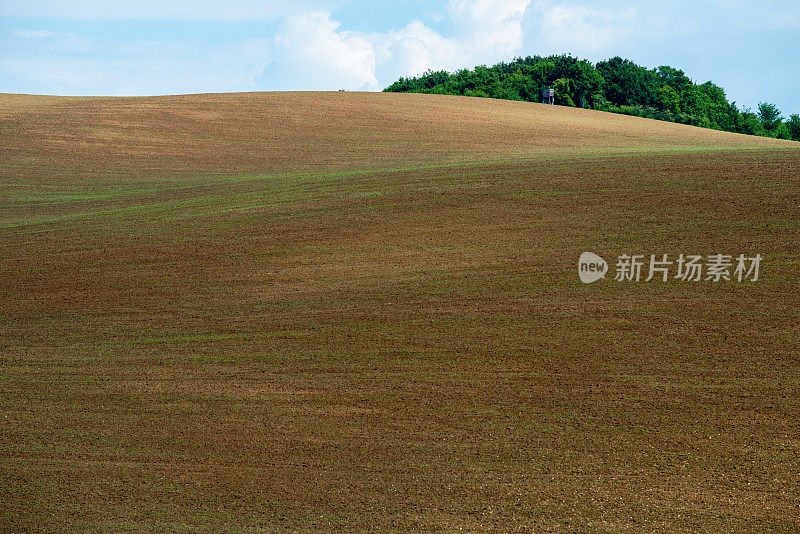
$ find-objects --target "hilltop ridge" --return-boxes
[2,91,794,186]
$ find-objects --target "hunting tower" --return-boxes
[542,86,554,105]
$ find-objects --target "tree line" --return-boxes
[384,55,800,141]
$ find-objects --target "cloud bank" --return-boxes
[261,0,532,91]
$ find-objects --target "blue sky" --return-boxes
[1,0,798,115]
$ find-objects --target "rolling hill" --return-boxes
[1,92,799,532]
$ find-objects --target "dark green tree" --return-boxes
[657,85,681,114]
[552,78,575,106]
[657,66,692,94]
[787,114,800,141]
[596,56,657,107]
[737,109,767,136]
[774,123,792,140]
[757,102,783,132]
[383,55,797,141]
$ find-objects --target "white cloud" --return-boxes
[522,2,636,58]
[11,29,91,53]
[262,0,532,91]
[447,0,531,57]
[15,29,68,39]
[263,11,377,91]
[372,20,460,83]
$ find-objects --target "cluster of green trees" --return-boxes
[384,55,800,141]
